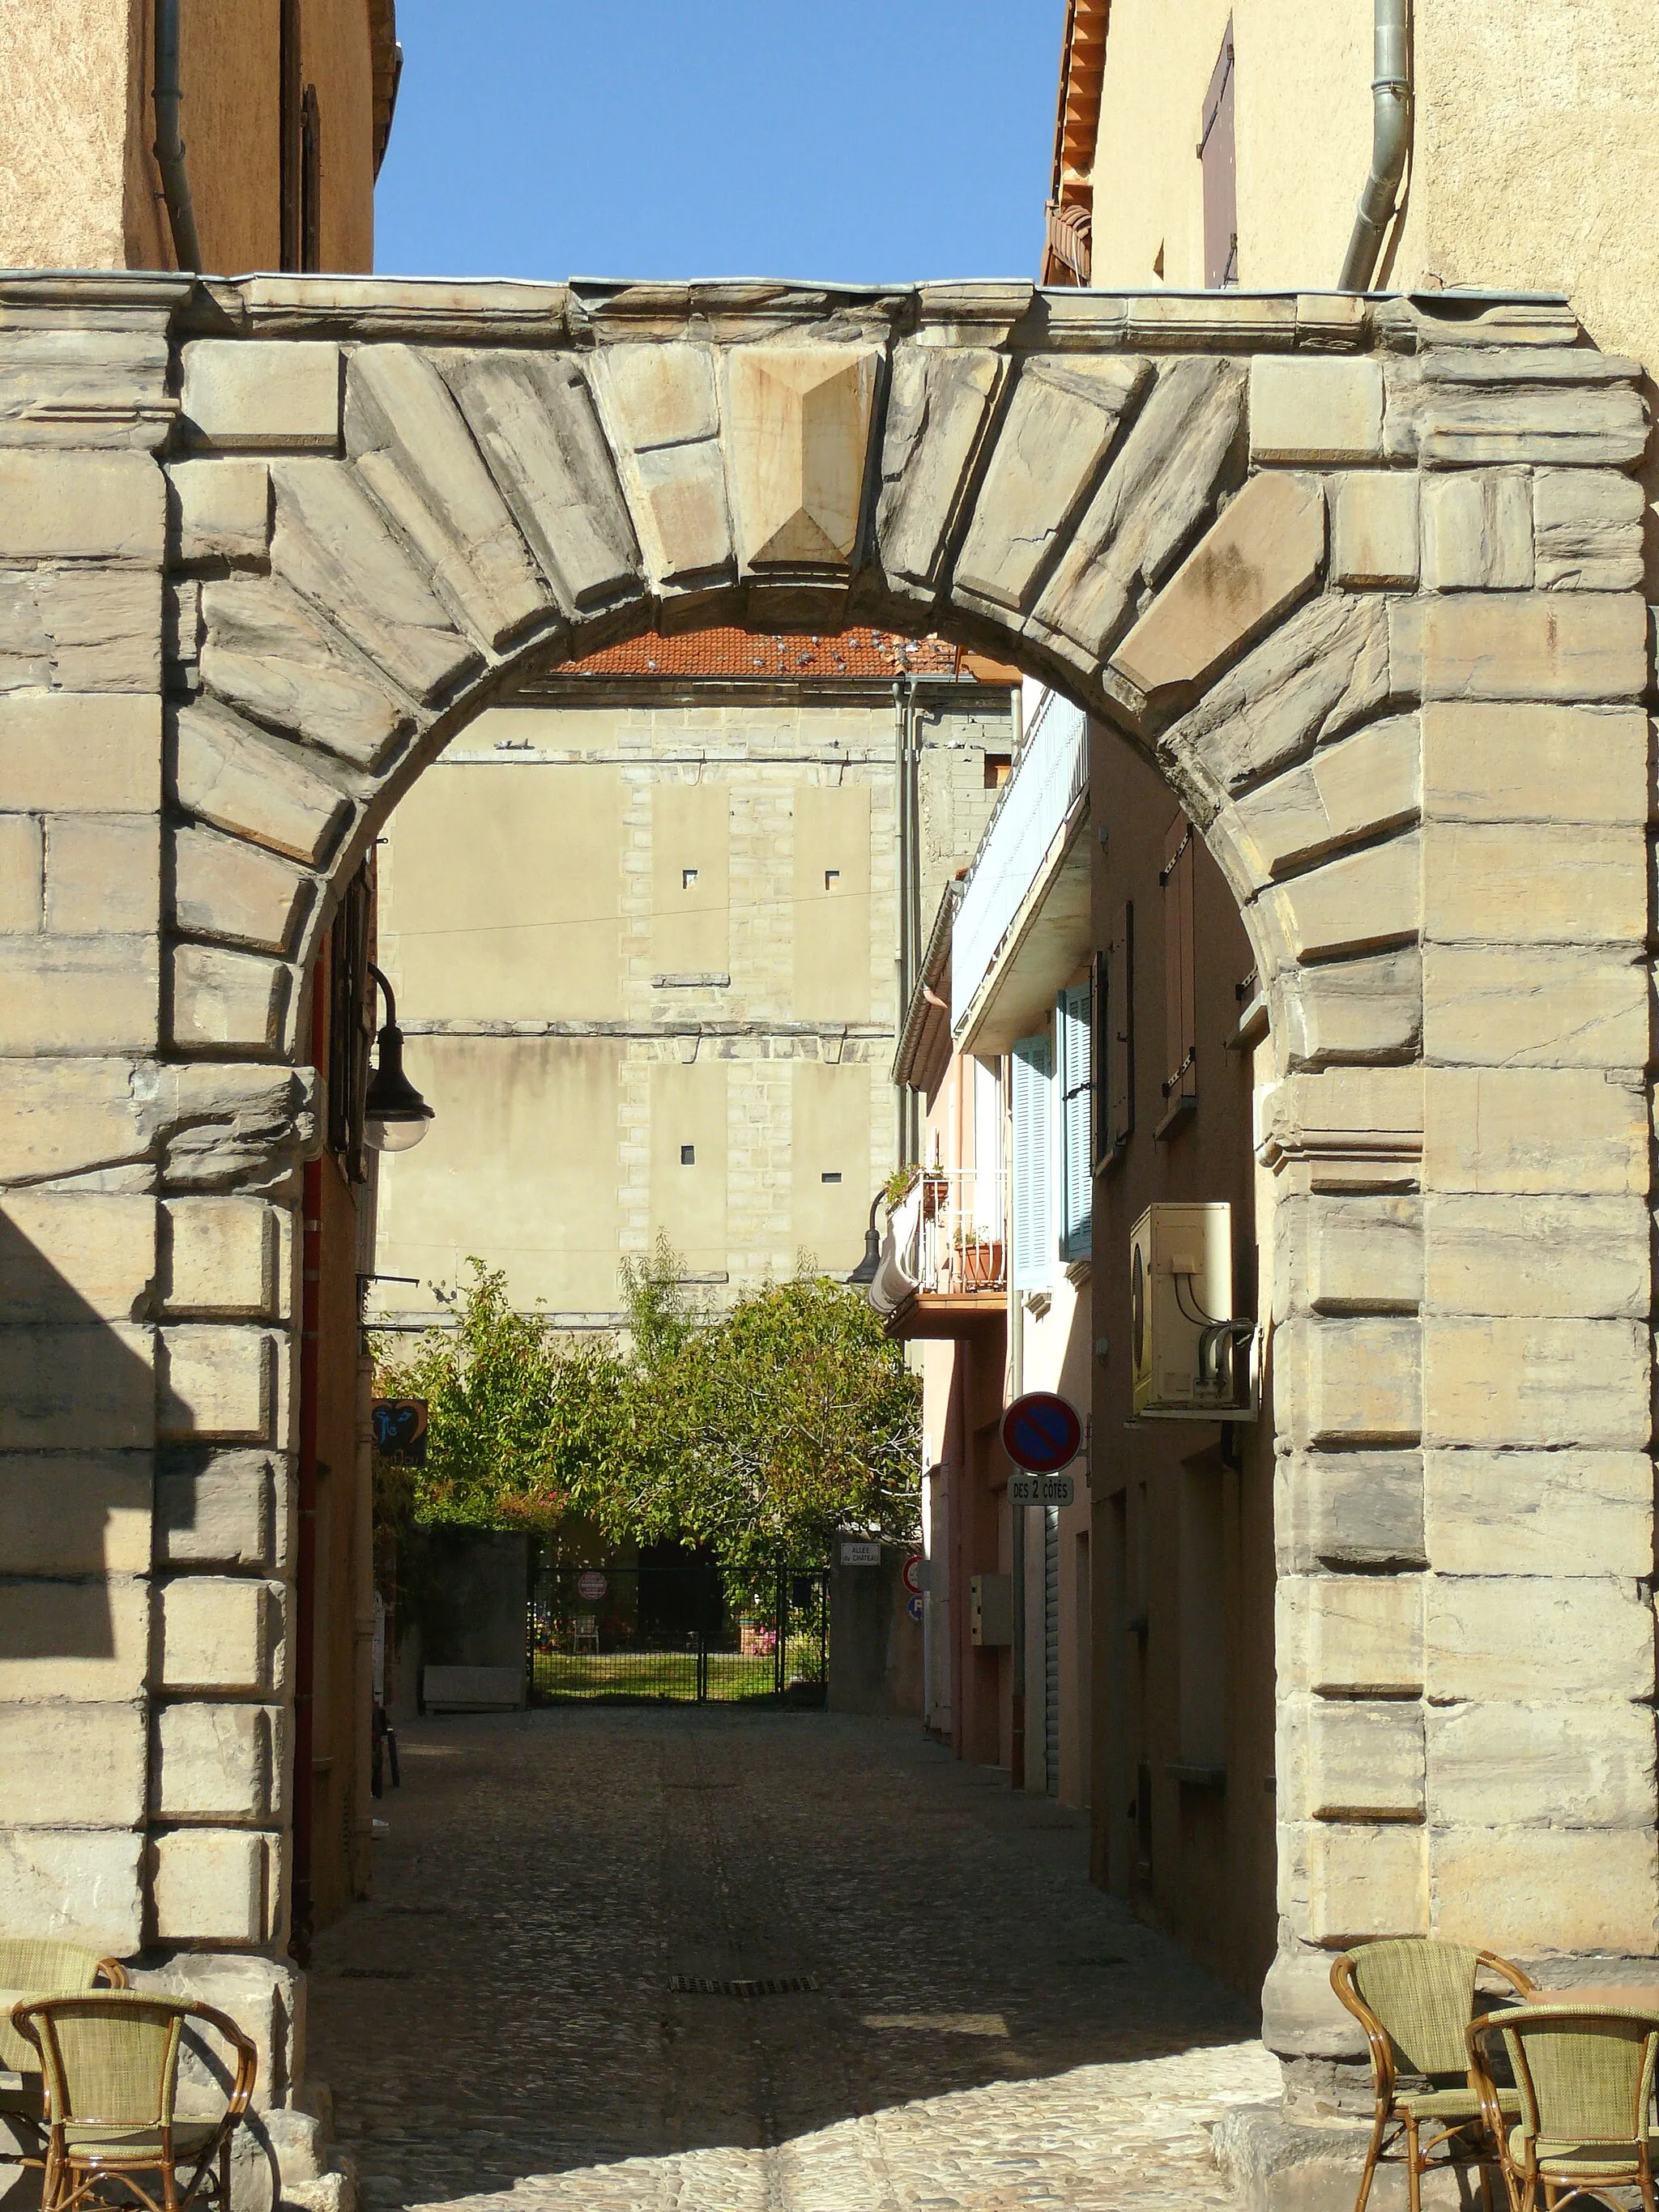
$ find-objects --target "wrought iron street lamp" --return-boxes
[365,962,434,1153]
[847,1190,884,1288]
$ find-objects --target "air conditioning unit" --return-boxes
[1130,1202,1257,1420]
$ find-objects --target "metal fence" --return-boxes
[527,1563,829,1705]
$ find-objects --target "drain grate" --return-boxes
[333,1967,414,1981]
[669,1973,818,1998]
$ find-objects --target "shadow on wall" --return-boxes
[0,1200,164,1661]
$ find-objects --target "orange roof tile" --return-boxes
[559,627,966,681]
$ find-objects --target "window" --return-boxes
[823,868,839,889]
[1010,1033,1053,1289]
[1096,904,1135,1166]
[984,754,1012,790]
[821,1170,842,1184]
[1159,815,1196,1136]
[681,867,698,889]
[1057,982,1092,1261]
[680,1144,695,1166]
[1200,20,1238,289]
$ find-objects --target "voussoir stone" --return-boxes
[876,345,1006,596]
[171,823,315,956]
[171,695,355,867]
[199,576,412,769]
[168,941,291,1056]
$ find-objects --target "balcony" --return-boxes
[869,1167,1008,1337]
[951,688,1090,1055]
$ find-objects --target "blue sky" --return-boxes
[373,1,1064,287]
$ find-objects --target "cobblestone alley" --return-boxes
[308,1707,1278,2211]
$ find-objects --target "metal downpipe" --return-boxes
[153,0,203,272]
[1338,0,1411,292]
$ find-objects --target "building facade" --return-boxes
[369,632,1016,1334]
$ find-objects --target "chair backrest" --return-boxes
[11,1994,186,2127]
[1350,1938,1483,2078]
[1494,2008,1659,2149]
[0,1941,127,2073]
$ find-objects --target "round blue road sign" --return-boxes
[1001,1391,1083,1474]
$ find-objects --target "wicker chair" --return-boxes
[1332,1937,1537,2212]
[1469,2004,1659,2212]
[0,1942,130,2172]
[11,1991,256,2212]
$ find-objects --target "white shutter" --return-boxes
[1011,1032,1052,1289]
[1058,982,1092,1260]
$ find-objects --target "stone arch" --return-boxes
[2,271,1652,2078]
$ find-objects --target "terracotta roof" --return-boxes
[1043,0,1108,286]
[561,628,967,680]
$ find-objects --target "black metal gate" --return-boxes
[527,1564,829,1705]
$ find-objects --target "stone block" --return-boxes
[0,935,159,1055]
[1232,715,1419,883]
[1533,469,1644,591]
[1421,471,1533,590]
[0,693,159,813]
[1282,1571,1423,1695]
[169,943,289,1056]
[1427,1699,1656,1829]
[1423,1068,1646,1194]
[1294,1821,1428,1944]
[1281,1694,1425,1821]
[1172,591,1388,796]
[1421,702,1647,826]
[162,1199,276,1319]
[158,1326,274,1443]
[1329,471,1419,589]
[1260,1942,1369,2061]
[0,814,41,929]
[1431,1826,1658,1958]
[1424,1315,1648,1449]
[1423,821,1644,945]
[134,1951,298,2108]
[44,816,161,936]
[198,576,412,774]
[151,1827,271,1946]
[0,451,163,560]
[1424,1194,1646,1319]
[620,441,733,589]
[180,343,342,452]
[167,458,271,565]
[1276,1451,1426,1572]
[1111,471,1325,705]
[0,1829,143,1951]
[1277,1192,1422,1319]
[876,345,1005,592]
[957,356,1149,614]
[154,1703,273,1822]
[0,1702,146,1826]
[345,344,552,649]
[1426,1573,1653,1703]
[598,341,719,449]
[1422,944,1645,1068]
[159,1575,275,1694]
[171,825,313,955]
[0,1573,150,1699]
[1250,359,1383,464]
[723,345,881,571]
[0,1452,152,1574]
[156,1447,281,1569]
[1424,1447,1650,1577]
[0,1191,156,1323]
[1276,1316,1422,1448]
[171,697,352,867]
[0,1323,154,1451]
[1265,829,1418,963]
[1256,1065,1424,1166]
[1405,591,1647,703]
[150,1063,318,1196]
[1415,364,1648,470]
[0,1059,146,1187]
[0,565,162,693]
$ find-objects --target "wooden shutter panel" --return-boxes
[1059,983,1092,1262]
[1100,901,1135,1161]
[1011,1033,1053,1289]
[1161,815,1196,1132]
[1200,21,1238,289]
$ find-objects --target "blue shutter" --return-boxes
[1011,1033,1052,1289]
[1058,982,1093,1260]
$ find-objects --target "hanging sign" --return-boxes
[372,1398,428,1464]
[1001,1391,1083,1474]
[576,1571,608,1601]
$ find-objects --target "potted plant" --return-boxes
[954,1225,1004,1289]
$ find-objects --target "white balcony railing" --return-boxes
[869,1167,1008,1315]
[951,688,1088,1028]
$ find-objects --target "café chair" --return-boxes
[11,1990,256,2212]
[1469,2003,1659,2212]
[1333,1936,1537,2212]
[0,1944,130,2170]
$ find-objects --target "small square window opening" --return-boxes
[681,867,698,889]
[680,1144,695,1166]
[824,869,840,890]
[821,1170,842,1184]
[984,755,1012,790]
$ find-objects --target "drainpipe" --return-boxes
[153,0,203,272]
[892,680,911,1169]
[1337,0,1411,292]
[1007,1119,1026,1792]
[290,990,324,1964]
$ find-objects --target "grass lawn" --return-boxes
[531,1649,808,1703]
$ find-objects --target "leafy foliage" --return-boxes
[372,1243,921,1573]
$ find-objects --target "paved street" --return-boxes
[307,1707,1278,2212]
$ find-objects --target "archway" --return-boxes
[1,271,1650,2090]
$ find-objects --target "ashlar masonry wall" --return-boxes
[0,271,1650,2099]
